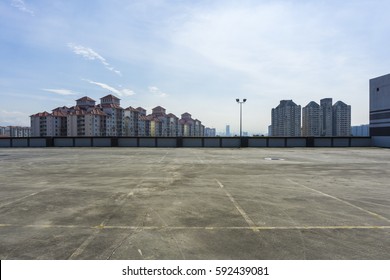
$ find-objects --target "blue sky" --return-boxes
[1,0,389,134]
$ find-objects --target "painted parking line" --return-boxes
[215,179,259,232]
[287,179,390,224]
[1,224,389,230]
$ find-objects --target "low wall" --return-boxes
[371,136,390,148]
[0,137,372,148]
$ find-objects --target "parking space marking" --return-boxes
[287,179,390,224]
[215,179,259,232]
[0,224,389,230]
[68,229,101,259]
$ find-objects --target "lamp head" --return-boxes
[243,99,247,103]
[236,99,239,102]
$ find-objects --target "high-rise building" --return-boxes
[100,94,124,136]
[332,101,351,136]
[271,100,301,136]
[225,125,230,136]
[320,98,333,136]
[302,101,320,136]
[370,73,390,147]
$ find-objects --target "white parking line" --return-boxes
[215,179,259,232]
[287,179,390,224]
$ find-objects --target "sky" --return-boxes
[1,0,390,135]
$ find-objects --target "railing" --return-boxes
[0,136,372,148]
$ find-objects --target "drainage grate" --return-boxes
[264,157,285,161]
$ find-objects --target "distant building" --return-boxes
[268,125,272,136]
[302,101,320,136]
[31,95,207,137]
[0,126,31,137]
[100,95,124,136]
[270,100,301,136]
[351,125,369,136]
[332,101,351,136]
[370,73,390,147]
[320,98,333,136]
[225,125,230,136]
[204,127,216,137]
[301,98,351,137]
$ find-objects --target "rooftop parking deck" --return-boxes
[0,148,389,259]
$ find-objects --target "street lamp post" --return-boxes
[236,98,247,137]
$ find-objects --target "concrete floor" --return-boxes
[0,147,389,260]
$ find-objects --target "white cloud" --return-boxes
[42,88,78,96]
[84,79,135,97]
[11,0,34,16]
[148,86,168,97]
[68,43,122,76]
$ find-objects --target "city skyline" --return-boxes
[1,1,390,134]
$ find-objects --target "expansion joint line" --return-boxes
[215,179,259,232]
[287,179,390,224]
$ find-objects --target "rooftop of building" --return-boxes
[0,147,389,260]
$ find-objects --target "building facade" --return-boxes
[332,101,351,136]
[0,126,31,137]
[351,124,369,136]
[370,73,390,147]
[30,94,207,137]
[320,98,333,136]
[271,100,301,136]
[302,101,320,136]
[301,98,351,137]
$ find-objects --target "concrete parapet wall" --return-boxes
[0,136,373,148]
[182,138,202,147]
[350,137,371,147]
[0,139,11,147]
[118,138,137,147]
[286,138,306,147]
[371,136,390,147]
[248,138,267,147]
[222,138,241,147]
[204,138,220,147]
[268,138,285,147]
[314,138,332,147]
[54,138,73,147]
[157,138,176,147]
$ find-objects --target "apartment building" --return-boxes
[320,98,333,136]
[30,94,208,137]
[0,126,31,137]
[302,101,320,136]
[270,100,301,136]
[67,108,107,136]
[333,101,351,136]
[302,98,351,137]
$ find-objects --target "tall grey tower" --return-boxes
[332,101,351,136]
[271,100,301,136]
[320,98,333,136]
[302,101,320,136]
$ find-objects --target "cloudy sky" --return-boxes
[1,0,389,134]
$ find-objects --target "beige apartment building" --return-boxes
[30,94,208,137]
